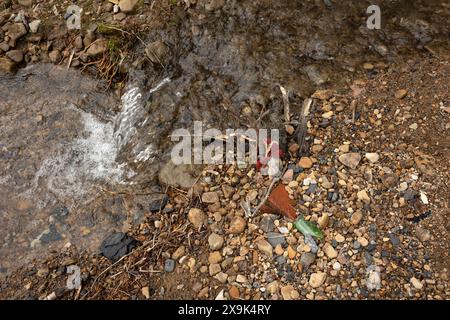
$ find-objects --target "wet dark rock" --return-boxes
[149,195,168,212]
[162,207,174,214]
[367,70,378,79]
[52,206,69,219]
[25,269,37,277]
[100,232,138,261]
[39,224,62,244]
[293,166,304,175]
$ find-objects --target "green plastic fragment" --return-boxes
[294,217,324,240]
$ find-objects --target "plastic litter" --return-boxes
[294,217,324,240]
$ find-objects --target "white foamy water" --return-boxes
[114,87,143,152]
[114,77,171,153]
[114,77,171,165]
[27,107,132,207]
[135,145,157,163]
[25,78,171,207]
[149,77,171,94]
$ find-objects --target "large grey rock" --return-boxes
[149,195,168,212]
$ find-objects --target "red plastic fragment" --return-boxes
[256,140,284,172]
[260,184,298,220]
